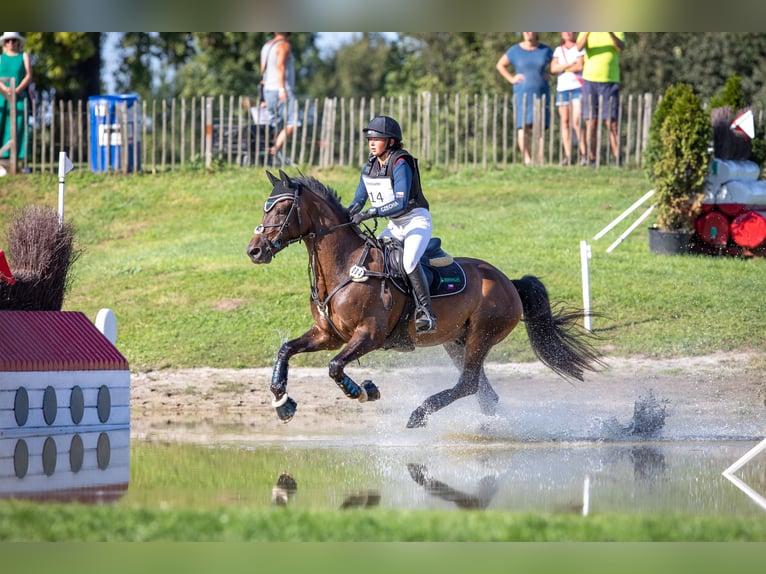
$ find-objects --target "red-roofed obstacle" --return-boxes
[0,310,130,502]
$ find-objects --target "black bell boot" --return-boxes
[407,264,437,333]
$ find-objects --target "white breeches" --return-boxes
[378,207,433,274]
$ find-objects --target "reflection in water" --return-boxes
[271,471,297,506]
[407,463,497,509]
[126,439,766,515]
[270,469,381,509]
[0,430,130,503]
[629,446,667,483]
[339,490,381,509]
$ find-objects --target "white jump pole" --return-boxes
[722,438,766,511]
[580,240,592,331]
[582,475,590,517]
[594,188,656,240]
[606,204,656,253]
[57,151,74,224]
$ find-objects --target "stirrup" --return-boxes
[415,311,436,333]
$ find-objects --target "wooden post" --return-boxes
[180,98,186,167]
[161,99,167,171]
[227,95,233,165]
[205,97,213,170]
[171,97,177,170]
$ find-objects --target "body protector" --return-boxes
[355,150,429,218]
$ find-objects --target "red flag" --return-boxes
[0,249,15,285]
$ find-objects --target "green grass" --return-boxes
[2,165,763,371]
[1,502,765,541]
[3,165,766,542]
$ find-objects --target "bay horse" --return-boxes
[247,170,605,428]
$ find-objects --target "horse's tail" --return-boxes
[511,275,606,382]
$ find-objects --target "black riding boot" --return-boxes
[407,263,437,333]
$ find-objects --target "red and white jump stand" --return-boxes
[0,309,130,502]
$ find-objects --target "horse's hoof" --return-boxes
[361,380,380,402]
[406,407,428,428]
[275,396,297,423]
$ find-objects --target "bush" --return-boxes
[644,85,684,180]
[709,74,747,111]
[650,83,711,231]
[0,205,82,310]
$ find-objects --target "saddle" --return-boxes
[381,237,467,298]
[346,236,466,351]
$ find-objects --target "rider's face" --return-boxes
[367,137,390,158]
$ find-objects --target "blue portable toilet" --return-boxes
[88,94,141,172]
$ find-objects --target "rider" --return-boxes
[348,115,437,334]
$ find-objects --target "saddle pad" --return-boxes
[387,259,467,298]
[427,260,467,298]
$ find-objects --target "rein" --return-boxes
[257,182,386,342]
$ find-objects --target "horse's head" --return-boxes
[247,170,305,264]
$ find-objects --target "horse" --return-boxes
[246,170,605,428]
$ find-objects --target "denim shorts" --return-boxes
[555,88,582,106]
[263,89,300,129]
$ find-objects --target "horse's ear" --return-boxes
[266,170,279,186]
[279,169,291,185]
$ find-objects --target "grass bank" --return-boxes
[2,165,763,371]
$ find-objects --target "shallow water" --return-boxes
[4,380,766,516]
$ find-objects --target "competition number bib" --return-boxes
[362,176,394,208]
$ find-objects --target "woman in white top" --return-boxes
[550,32,586,166]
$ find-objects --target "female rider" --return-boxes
[347,115,436,334]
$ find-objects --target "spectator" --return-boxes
[347,116,436,334]
[260,32,298,165]
[0,32,32,176]
[576,32,626,166]
[550,32,586,166]
[496,32,553,165]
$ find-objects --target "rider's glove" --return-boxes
[351,208,376,225]
[348,202,363,217]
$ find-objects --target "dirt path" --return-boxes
[130,352,766,445]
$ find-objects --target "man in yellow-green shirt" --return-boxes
[576,32,626,166]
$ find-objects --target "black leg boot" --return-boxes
[407,263,437,333]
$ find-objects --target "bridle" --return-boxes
[253,177,385,342]
[254,180,368,259]
[253,183,308,259]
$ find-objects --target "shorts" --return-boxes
[582,81,620,121]
[263,89,300,130]
[555,88,582,107]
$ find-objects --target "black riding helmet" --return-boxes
[362,115,402,141]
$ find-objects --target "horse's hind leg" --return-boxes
[443,341,499,416]
[407,341,489,428]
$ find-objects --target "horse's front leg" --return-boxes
[271,325,342,423]
[327,329,384,404]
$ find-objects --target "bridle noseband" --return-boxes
[254,184,306,259]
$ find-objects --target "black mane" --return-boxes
[293,175,349,216]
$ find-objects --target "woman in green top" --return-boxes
[0,32,32,174]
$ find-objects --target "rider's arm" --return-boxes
[376,158,412,217]
[348,176,369,215]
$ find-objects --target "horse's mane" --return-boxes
[293,175,348,216]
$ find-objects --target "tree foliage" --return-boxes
[23,32,101,100]
[19,32,766,118]
[650,84,712,231]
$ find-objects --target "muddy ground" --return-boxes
[130,352,766,445]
